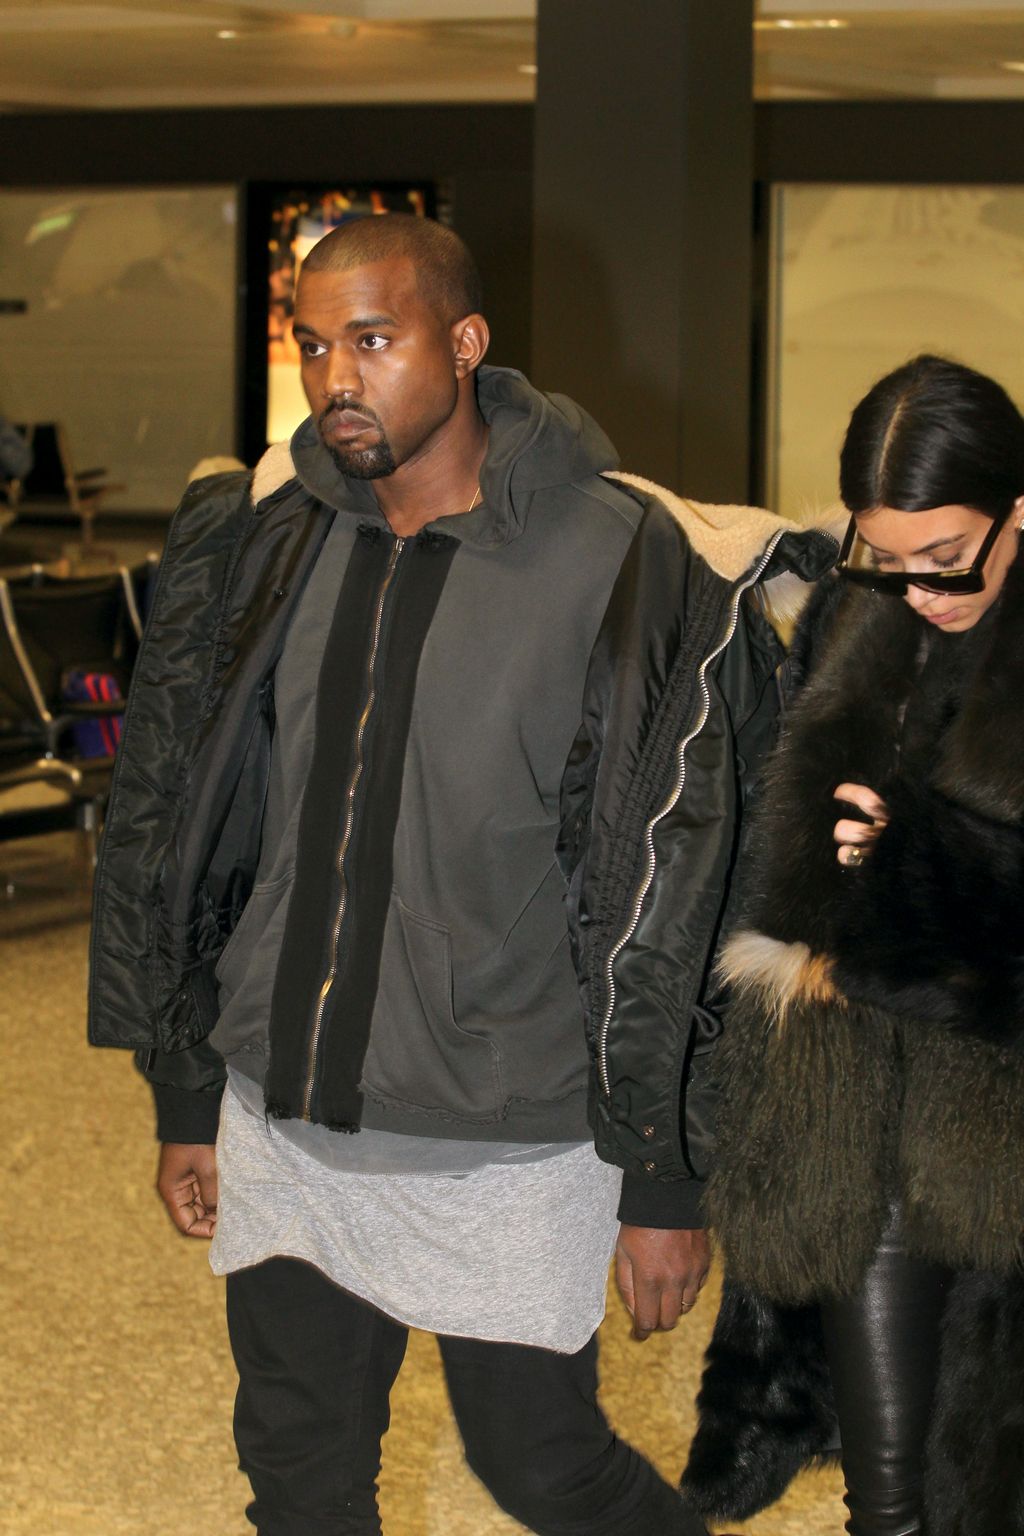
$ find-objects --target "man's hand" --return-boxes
[615,1225,711,1341]
[156,1142,219,1239]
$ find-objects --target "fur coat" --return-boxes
[681,558,1024,1534]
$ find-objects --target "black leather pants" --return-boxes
[820,1211,954,1536]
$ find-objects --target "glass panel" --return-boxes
[767,185,1024,522]
[0,187,237,513]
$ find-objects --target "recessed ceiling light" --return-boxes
[1001,61,1024,73]
[518,63,537,75]
[754,17,848,30]
[217,28,238,40]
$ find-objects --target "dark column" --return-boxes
[532,0,755,502]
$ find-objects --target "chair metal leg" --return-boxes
[78,797,101,869]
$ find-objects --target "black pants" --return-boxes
[226,1257,706,1536]
[821,1213,954,1536]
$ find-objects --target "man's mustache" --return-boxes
[318,401,382,430]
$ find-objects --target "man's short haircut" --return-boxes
[300,213,483,325]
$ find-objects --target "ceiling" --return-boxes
[2,0,1024,113]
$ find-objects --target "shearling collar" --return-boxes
[606,472,840,622]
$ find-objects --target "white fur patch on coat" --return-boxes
[719,929,842,1023]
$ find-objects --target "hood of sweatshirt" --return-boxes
[278,364,619,550]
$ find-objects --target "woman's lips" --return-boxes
[925,607,964,626]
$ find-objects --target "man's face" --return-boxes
[292,256,461,479]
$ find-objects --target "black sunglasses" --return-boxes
[836,510,1007,595]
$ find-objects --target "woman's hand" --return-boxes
[833,782,889,868]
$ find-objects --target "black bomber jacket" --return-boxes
[88,377,836,1230]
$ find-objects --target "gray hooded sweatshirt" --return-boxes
[211,366,645,1153]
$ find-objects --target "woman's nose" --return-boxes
[903,580,935,613]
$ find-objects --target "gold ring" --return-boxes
[844,846,864,867]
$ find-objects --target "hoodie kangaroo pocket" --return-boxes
[360,894,504,1121]
[214,869,296,1004]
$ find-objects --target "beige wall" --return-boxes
[769,184,1024,522]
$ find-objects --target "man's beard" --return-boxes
[318,404,397,480]
[325,438,397,479]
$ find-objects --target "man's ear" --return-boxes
[452,314,490,378]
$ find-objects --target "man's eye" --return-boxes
[359,334,389,351]
[299,341,327,359]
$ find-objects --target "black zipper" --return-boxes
[301,533,407,1120]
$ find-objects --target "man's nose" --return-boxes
[323,349,362,399]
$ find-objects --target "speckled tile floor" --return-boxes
[1,827,846,1536]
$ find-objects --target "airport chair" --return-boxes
[0,571,137,861]
[0,573,135,760]
[0,751,106,864]
[9,422,125,558]
[0,596,123,867]
[125,551,161,629]
[15,565,145,643]
[0,560,68,585]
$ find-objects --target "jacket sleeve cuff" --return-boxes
[617,1169,707,1229]
[151,1081,225,1144]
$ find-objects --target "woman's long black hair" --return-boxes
[839,354,1024,521]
